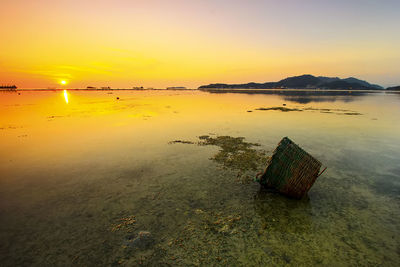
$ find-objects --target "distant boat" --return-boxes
[0,85,17,90]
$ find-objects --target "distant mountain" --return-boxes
[341,77,383,90]
[386,86,400,91]
[275,74,321,88]
[198,74,383,90]
[317,76,340,83]
[320,80,375,90]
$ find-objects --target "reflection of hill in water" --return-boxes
[205,90,379,104]
[282,95,355,104]
[253,188,313,234]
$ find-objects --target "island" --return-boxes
[386,86,400,91]
[198,74,383,90]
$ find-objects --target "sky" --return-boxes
[1,0,399,88]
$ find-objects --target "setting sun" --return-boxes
[60,80,67,85]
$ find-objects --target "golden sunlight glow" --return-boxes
[0,1,398,88]
[63,90,69,104]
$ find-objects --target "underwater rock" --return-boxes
[125,231,155,250]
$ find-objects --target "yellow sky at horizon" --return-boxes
[1,0,399,88]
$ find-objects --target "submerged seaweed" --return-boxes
[162,209,246,265]
[198,135,267,173]
[168,140,195,144]
[111,215,137,232]
[256,107,302,112]
[254,106,363,115]
[342,112,363,115]
[169,135,269,184]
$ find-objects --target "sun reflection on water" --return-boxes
[63,90,69,104]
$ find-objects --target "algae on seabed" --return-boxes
[254,106,363,115]
[255,107,302,112]
[169,135,269,184]
[198,135,267,173]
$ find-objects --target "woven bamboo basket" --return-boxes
[257,137,323,199]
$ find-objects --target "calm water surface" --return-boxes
[0,90,399,266]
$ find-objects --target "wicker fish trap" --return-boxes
[257,137,323,199]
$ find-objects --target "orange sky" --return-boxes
[1,0,399,88]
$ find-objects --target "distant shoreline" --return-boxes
[1,88,399,93]
[0,88,193,91]
[198,88,392,93]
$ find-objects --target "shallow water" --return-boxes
[0,90,399,266]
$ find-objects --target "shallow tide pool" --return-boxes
[0,90,399,266]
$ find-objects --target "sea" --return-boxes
[0,89,399,266]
